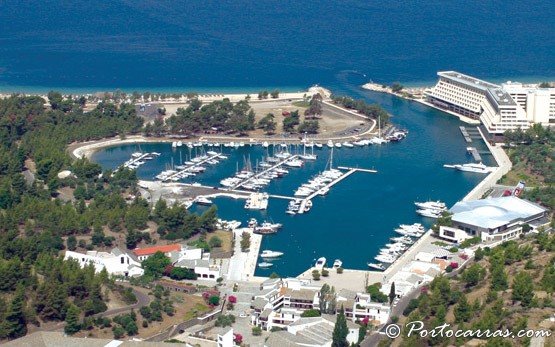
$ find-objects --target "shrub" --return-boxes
[209,295,220,306]
[321,269,329,277]
[252,326,262,336]
[312,270,320,281]
[112,326,125,339]
[336,267,343,274]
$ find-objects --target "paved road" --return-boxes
[42,284,150,332]
[93,283,151,318]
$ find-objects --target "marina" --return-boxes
[92,90,492,277]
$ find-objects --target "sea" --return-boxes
[3,0,554,276]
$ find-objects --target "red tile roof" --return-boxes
[134,244,181,256]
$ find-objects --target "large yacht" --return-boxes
[260,250,284,258]
[414,201,446,211]
[454,162,495,174]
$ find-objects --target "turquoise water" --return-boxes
[92,83,492,276]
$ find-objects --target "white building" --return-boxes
[217,328,234,347]
[174,258,221,281]
[426,71,555,134]
[64,247,144,277]
[336,289,391,325]
[439,196,548,243]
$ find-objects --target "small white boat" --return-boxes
[177,141,183,147]
[342,142,354,148]
[334,142,342,148]
[368,263,386,271]
[258,262,273,268]
[172,141,177,148]
[327,140,334,148]
[260,250,284,258]
[195,196,213,205]
[262,141,269,148]
[315,257,326,269]
[416,209,441,218]
[315,143,323,149]
[333,259,343,268]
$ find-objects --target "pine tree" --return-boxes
[332,306,348,347]
[4,285,27,339]
[454,294,472,323]
[389,282,396,305]
[64,304,81,335]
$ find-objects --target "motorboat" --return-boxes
[260,250,284,258]
[454,162,495,174]
[254,222,281,234]
[195,196,213,205]
[258,262,273,268]
[415,201,446,211]
[334,142,342,148]
[368,263,386,271]
[333,259,343,268]
[327,140,334,148]
[262,141,269,148]
[342,142,354,148]
[416,209,442,218]
[315,257,326,269]
[315,143,323,148]
[375,254,397,263]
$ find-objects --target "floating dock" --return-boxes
[296,167,377,214]
[163,152,225,182]
[231,154,300,190]
[459,126,472,143]
[466,147,482,162]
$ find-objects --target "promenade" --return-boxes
[462,127,512,201]
[227,228,262,282]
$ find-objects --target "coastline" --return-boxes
[361,82,481,125]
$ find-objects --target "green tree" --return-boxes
[142,251,171,279]
[208,235,222,248]
[454,294,472,323]
[4,285,27,339]
[64,304,81,335]
[389,282,396,305]
[512,271,535,306]
[332,306,348,347]
[301,309,321,317]
[462,263,486,287]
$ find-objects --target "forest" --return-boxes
[503,124,554,211]
[0,93,218,341]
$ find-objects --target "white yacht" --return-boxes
[315,257,326,269]
[262,141,269,148]
[414,201,446,211]
[368,263,386,271]
[454,162,495,174]
[327,140,334,148]
[195,196,213,205]
[375,254,397,264]
[342,142,354,148]
[258,262,273,268]
[334,142,342,148]
[315,143,323,148]
[416,209,441,218]
[260,250,284,258]
[171,141,177,148]
[177,141,183,147]
[333,259,343,268]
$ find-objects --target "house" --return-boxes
[336,289,391,325]
[174,258,221,281]
[133,244,182,261]
[439,196,548,243]
[217,328,234,347]
[64,247,143,277]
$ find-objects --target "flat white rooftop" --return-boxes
[438,71,500,91]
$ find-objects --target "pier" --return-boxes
[231,154,300,190]
[459,126,472,143]
[466,147,482,162]
[121,152,153,169]
[162,152,225,182]
[296,167,377,214]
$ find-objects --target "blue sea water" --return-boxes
[0,1,554,92]
[6,1,552,275]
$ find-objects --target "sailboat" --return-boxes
[299,134,317,160]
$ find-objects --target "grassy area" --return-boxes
[183,302,211,321]
[292,100,310,108]
[209,230,233,253]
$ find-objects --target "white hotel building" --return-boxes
[425,71,554,134]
